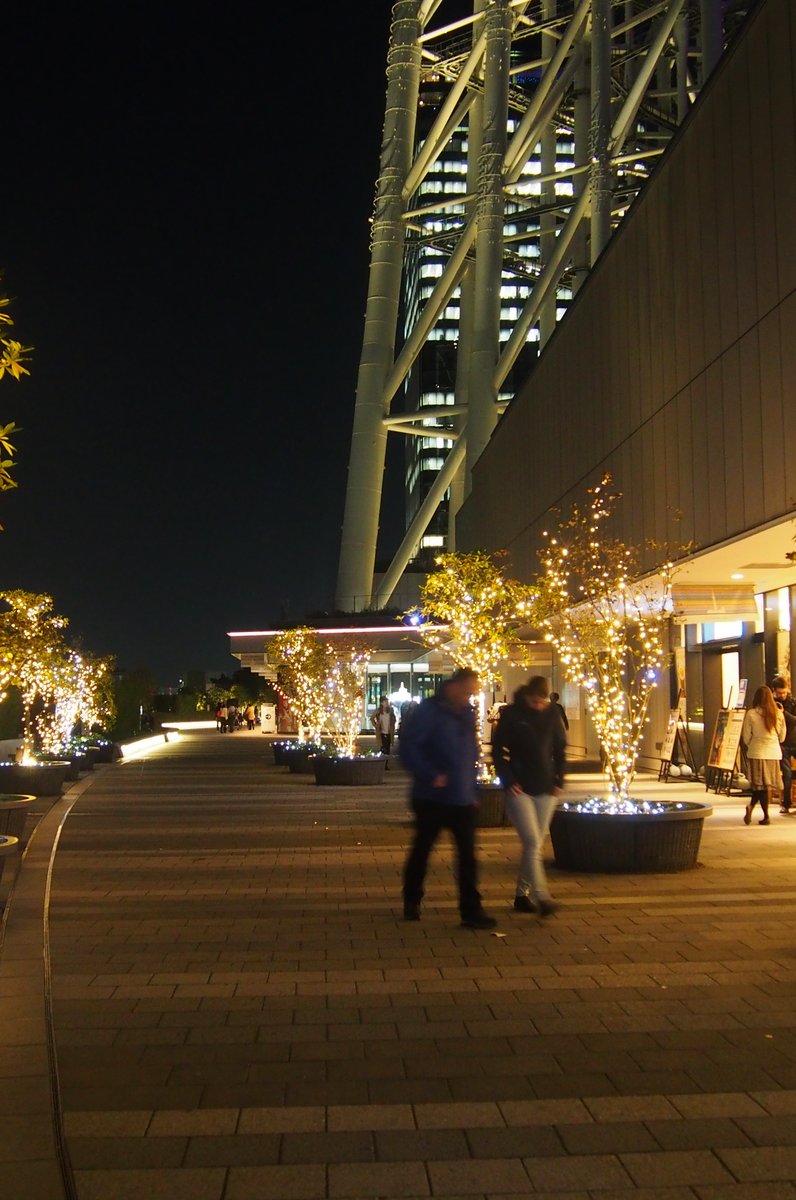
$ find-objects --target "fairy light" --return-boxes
[0,592,117,759]
[267,627,330,743]
[536,473,674,803]
[411,550,536,689]
[268,628,374,754]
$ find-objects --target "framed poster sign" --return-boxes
[660,711,679,763]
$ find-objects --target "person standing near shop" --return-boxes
[372,696,397,767]
[771,676,796,813]
[492,676,567,916]
[400,668,497,930]
[742,685,786,825]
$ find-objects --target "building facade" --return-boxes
[457,0,796,769]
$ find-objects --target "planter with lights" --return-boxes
[313,754,387,786]
[0,760,71,797]
[0,794,35,839]
[550,796,713,873]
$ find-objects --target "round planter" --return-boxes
[313,755,387,787]
[0,794,35,839]
[0,762,71,797]
[39,754,80,781]
[0,834,19,885]
[475,784,511,827]
[550,801,713,873]
[80,747,100,769]
[272,740,299,766]
[89,742,121,764]
[284,745,322,774]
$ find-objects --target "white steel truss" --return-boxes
[336,0,751,612]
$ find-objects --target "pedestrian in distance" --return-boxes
[399,667,497,930]
[742,685,786,826]
[771,676,796,813]
[372,696,396,768]
[244,702,256,731]
[492,676,567,917]
[218,703,228,733]
[550,691,569,732]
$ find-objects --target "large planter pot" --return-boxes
[89,741,121,764]
[283,745,322,774]
[475,784,511,827]
[0,762,71,797]
[313,755,387,787]
[550,800,713,873]
[39,754,80,781]
[0,794,35,839]
[272,740,295,766]
[0,834,19,885]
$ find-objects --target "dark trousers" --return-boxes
[782,752,793,811]
[403,799,482,919]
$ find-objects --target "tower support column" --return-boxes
[335,2,422,611]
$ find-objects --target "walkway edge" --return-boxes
[0,771,99,1199]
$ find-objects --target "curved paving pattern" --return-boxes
[4,732,796,1198]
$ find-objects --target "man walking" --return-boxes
[399,668,497,930]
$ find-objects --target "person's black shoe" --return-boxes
[513,894,537,914]
[537,900,559,917]
[460,912,498,930]
[403,903,421,921]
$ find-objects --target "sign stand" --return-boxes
[658,696,696,782]
[704,707,747,796]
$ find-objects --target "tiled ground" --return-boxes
[3,731,796,1198]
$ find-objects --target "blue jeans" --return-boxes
[504,790,559,903]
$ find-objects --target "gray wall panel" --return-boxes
[458,0,795,577]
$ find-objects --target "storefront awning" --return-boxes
[671,583,758,624]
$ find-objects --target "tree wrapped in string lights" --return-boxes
[0,590,69,757]
[536,474,675,804]
[323,639,372,757]
[39,651,117,754]
[267,627,331,743]
[414,551,536,690]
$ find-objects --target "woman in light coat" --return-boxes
[741,685,786,825]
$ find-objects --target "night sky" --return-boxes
[2,2,393,685]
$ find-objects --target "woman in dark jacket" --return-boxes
[492,676,566,916]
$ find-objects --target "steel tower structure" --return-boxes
[336,0,749,613]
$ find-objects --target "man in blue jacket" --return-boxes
[399,668,497,930]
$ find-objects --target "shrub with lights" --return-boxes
[536,473,675,810]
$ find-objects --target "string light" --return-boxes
[267,628,374,756]
[412,550,536,689]
[536,473,674,804]
[0,591,117,759]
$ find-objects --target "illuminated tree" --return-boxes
[415,550,536,689]
[535,473,674,802]
[267,627,331,743]
[0,286,32,512]
[0,590,68,757]
[324,640,372,757]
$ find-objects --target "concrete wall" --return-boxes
[458,0,796,577]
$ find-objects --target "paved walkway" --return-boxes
[3,731,796,1200]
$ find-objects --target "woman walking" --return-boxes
[492,676,567,916]
[742,685,786,826]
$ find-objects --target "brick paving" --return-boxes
[3,730,796,1198]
